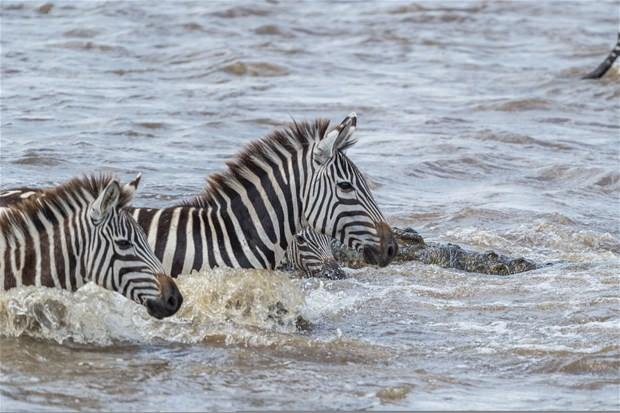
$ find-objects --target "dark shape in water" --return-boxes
[37,3,53,14]
[332,227,539,275]
[266,301,312,332]
[582,32,619,79]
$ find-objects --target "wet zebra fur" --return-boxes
[2,188,343,279]
[285,228,345,279]
[1,114,398,278]
[131,114,397,276]
[2,188,345,279]
[0,175,182,319]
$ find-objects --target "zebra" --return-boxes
[2,185,345,280]
[2,114,398,277]
[583,31,619,79]
[0,174,183,319]
[138,113,398,275]
[285,228,345,279]
[3,186,347,280]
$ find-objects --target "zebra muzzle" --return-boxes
[145,274,183,319]
[362,222,398,267]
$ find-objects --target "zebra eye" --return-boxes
[337,181,354,192]
[295,235,306,245]
[115,239,132,250]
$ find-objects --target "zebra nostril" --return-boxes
[387,245,395,258]
[167,295,176,309]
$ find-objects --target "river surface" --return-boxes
[1,1,619,411]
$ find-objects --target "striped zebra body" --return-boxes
[0,175,182,319]
[2,193,338,278]
[129,114,397,276]
[2,188,275,275]
[130,206,216,276]
[286,228,344,279]
[1,114,398,278]
[128,203,291,274]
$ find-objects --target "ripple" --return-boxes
[133,121,167,130]
[62,28,99,38]
[388,4,485,14]
[407,154,513,179]
[181,22,204,32]
[211,6,270,18]
[14,116,54,122]
[528,165,620,194]
[594,172,620,190]
[254,24,286,36]
[475,98,551,112]
[528,347,620,374]
[471,129,573,150]
[49,41,128,54]
[221,61,288,77]
[12,150,64,166]
[2,3,25,11]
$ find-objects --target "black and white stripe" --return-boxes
[0,175,182,319]
[2,114,398,278]
[286,228,345,279]
[130,114,397,276]
[583,31,620,79]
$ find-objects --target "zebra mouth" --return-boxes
[362,242,398,267]
[362,222,399,267]
[145,275,183,319]
[363,246,385,266]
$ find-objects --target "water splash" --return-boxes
[0,269,306,346]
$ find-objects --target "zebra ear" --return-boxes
[91,180,121,223]
[314,112,357,165]
[122,173,141,203]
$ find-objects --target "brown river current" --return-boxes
[1,1,619,410]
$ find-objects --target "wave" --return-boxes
[443,216,620,260]
[220,61,289,77]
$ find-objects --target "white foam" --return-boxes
[0,269,306,346]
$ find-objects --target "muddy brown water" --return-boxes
[1,1,619,410]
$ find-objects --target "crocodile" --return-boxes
[330,227,538,275]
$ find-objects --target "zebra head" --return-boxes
[88,177,183,319]
[288,228,345,279]
[305,113,398,267]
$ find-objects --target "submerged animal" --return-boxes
[278,226,538,277]
[282,228,345,279]
[0,175,182,319]
[331,227,539,275]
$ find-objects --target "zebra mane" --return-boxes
[185,118,333,207]
[0,174,133,236]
